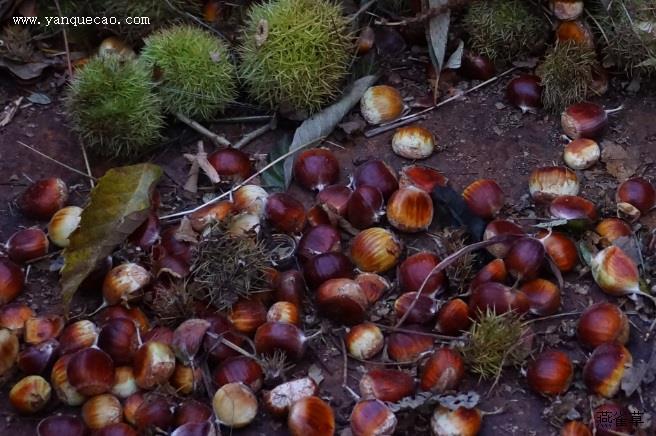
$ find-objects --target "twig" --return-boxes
[524,311,582,325]
[213,115,274,124]
[233,116,277,149]
[176,113,231,147]
[17,141,97,180]
[365,67,517,138]
[53,0,73,79]
[160,136,326,220]
[375,0,471,26]
[347,0,377,23]
[394,235,521,329]
[79,143,94,188]
[373,323,456,341]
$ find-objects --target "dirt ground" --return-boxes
[1,47,656,435]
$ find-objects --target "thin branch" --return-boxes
[213,115,274,124]
[375,0,471,26]
[17,141,97,180]
[160,136,326,220]
[53,0,73,79]
[233,115,277,149]
[365,67,517,138]
[176,112,231,147]
[347,0,377,23]
[79,142,94,188]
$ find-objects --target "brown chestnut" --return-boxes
[505,237,545,281]
[345,322,384,360]
[527,350,573,396]
[297,224,341,263]
[520,279,561,316]
[386,186,434,233]
[394,292,438,325]
[262,377,319,416]
[0,257,24,305]
[19,178,68,220]
[254,321,306,360]
[316,278,369,325]
[207,148,253,181]
[387,327,434,362]
[435,298,471,336]
[347,185,385,229]
[420,347,464,393]
[359,368,415,402]
[353,160,399,200]
[350,399,397,436]
[616,177,655,216]
[37,415,86,436]
[561,102,622,140]
[350,227,402,273]
[536,230,578,273]
[97,317,139,365]
[213,356,264,392]
[293,148,340,191]
[577,302,629,349]
[9,375,52,414]
[506,75,542,113]
[67,347,115,396]
[399,165,448,193]
[483,220,525,258]
[6,227,49,263]
[288,396,335,436]
[583,342,632,398]
[265,192,307,234]
[398,252,446,297]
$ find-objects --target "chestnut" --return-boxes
[316,278,369,324]
[394,292,438,325]
[527,350,573,396]
[297,224,342,263]
[102,263,150,306]
[592,402,634,436]
[59,319,98,355]
[550,0,584,20]
[227,212,261,237]
[0,257,24,305]
[356,26,375,55]
[350,399,397,436]
[307,206,332,228]
[595,218,632,244]
[123,392,145,426]
[563,138,600,170]
[175,399,213,427]
[188,200,234,232]
[350,227,402,273]
[317,184,352,216]
[590,246,641,297]
[274,269,306,306]
[9,375,52,414]
[529,166,579,202]
[293,148,340,191]
[17,338,59,375]
[265,192,307,234]
[213,356,264,392]
[67,347,115,396]
[133,341,176,390]
[37,415,86,436]
[6,227,49,263]
[469,259,507,289]
[398,252,446,297]
[505,237,545,281]
[399,165,448,193]
[560,421,591,436]
[50,354,85,406]
[577,302,629,349]
[207,148,254,181]
[345,322,384,360]
[469,282,529,317]
[462,179,504,219]
[435,298,471,336]
[355,272,390,304]
[171,318,210,363]
[97,317,139,365]
[228,298,267,335]
[213,382,258,428]
[616,177,655,216]
[81,393,123,429]
[506,75,542,113]
[483,219,525,258]
[387,327,434,362]
[267,301,300,325]
[583,342,632,398]
[134,394,176,432]
[430,406,482,436]
[111,366,138,399]
[255,321,306,360]
[0,303,33,336]
[170,363,202,396]
[263,377,319,416]
[360,85,404,125]
[359,368,415,402]
[0,328,19,378]
[346,185,384,230]
[391,125,435,160]
[19,177,68,220]
[93,423,138,436]
[24,314,65,345]
[549,195,598,222]
[460,51,496,80]
[561,102,622,140]
[420,347,464,393]
[520,279,561,316]
[128,211,160,250]
[386,186,434,233]
[203,315,243,364]
[353,160,399,199]
[536,230,578,273]
[288,396,335,436]
[234,184,269,217]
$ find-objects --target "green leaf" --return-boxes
[59,163,163,313]
[261,134,291,192]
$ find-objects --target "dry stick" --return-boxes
[79,143,94,188]
[375,0,471,26]
[160,136,326,220]
[365,67,518,138]
[347,0,377,23]
[213,115,274,124]
[373,323,455,341]
[233,116,277,149]
[17,141,97,180]
[524,310,582,325]
[53,0,73,79]
[341,336,361,401]
[394,235,521,329]
[176,112,231,147]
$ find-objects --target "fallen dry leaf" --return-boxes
[601,140,641,181]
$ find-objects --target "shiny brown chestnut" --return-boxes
[297,224,342,263]
[267,301,300,325]
[102,263,150,306]
[595,218,632,244]
[67,347,115,396]
[527,350,573,395]
[561,102,622,140]
[483,220,525,258]
[293,148,340,191]
[351,227,403,273]
[188,201,234,232]
[207,148,254,181]
[592,402,634,436]
[0,328,19,378]
[536,230,578,273]
[583,342,632,398]
[469,282,529,317]
[387,186,434,233]
[316,278,369,325]
[462,179,504,219]
[616,177,655,215]
[303,252,354,289]
[228,299,267,335]
[265,192,307,234]
[171,318,210,363]
[560,421,591,436]
[520,279,561,316]
[97,317,139,365]
[506,75,542,113]
[0,303,33,336]
[347,185,385,229]
[420,348,464,393]
[50,354,85,406]
[19,178,68,220]
[430,406,482,436]
[111,366,138,399]
[360,85,404,125]
[505,238,545,281]
[175,399,213,427]
[387,327,434,362]
[36,415,86,436]
[345,322,384,360]
[288,396,335,436]
[350,399,397,436]
[316,184,352,216]
[213,356,264,392]
[58,319,98,355]
[128,211,160,250]
[274,269,305,307]
[394,292,438,325]
[577,302,629,349]
[469,259,508,290]
[529,166,580,202]
[398,252,446,297]
[355,273,390,305]
[133,341,176,390]
[6,227,49,263]
[435,298,471,336]
[9,375,52,414]
[17,338,59,375]
[123,392,145,426]
[213,382,258,428]
[24,314,65,345]
[81,393,123,429]
[460,51,496,80]
[353,160,399,199]
[550,195,598,222]
[263,377,319,416]
[203,315,243,364]
[0,257,24,305]
[399,165,448,193]
[359,368,415,402]
[134,394,176,432]
[255,321,306,360]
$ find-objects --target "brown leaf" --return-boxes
[601,141,640,181]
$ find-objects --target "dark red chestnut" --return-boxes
[462,179,504,219]
[17,338,59,375]
[549,195,598,222]
[316,184,351,216]
[316,278,368,325]
[520,279,561,316]
[398,252,446,297]
[399,165,448,193]
[577,302,629,349]
[297,224,341,263]
[394,292,437,325]
[207,148,254,181]
[0,257,24,305]
[616,177,655,215]
[460,51,496,80]
[350,399,397,436]
[359,368,415,402]
[469,282,529,317]
[506,75,542,113]
[536,230,578,273]
[228,299,267,335]
[274,269,305,307]
[435,298,471,335]
[592,402,634,436]
[583,342,632,398]
[254,321,306,360]
[353,160,399,200]
[561,102,622,140]
[355,273,390,305]
[346,185,384,229]
[420,347,464,392]
[128,211,160,250]
[67,347,115,396]
[303,252,354,288]
[19,178,68,219]
[203,315,243,364]
[265,192,306,234]
[527,350,573,396]
[293,148,340,191]
[505,237,545,281]
[97,317,139,365]
[483,220,525,258]
[387,327,433,362]
[135,394,176,432]
[213,356,263,392]
[175,399,213,427]
[93,423,138,436]
[6,227,49,263]
[37,415,86,436]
